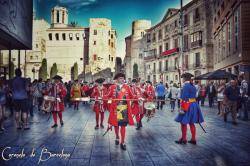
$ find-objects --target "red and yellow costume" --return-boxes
[91,85,108,128]
[71,83,81,110]
[131,84,144,128]
[105,83,136,145]
[50,82,67,126]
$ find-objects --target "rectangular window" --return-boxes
[165,43,169,51]
[111,57,113,61]
[62,33,66,40]
[62,11,65,24]
[108,39,111,45]
[94,30,97,35]
[153,63,156,72]
[184,35,189,51]
[111,42,113,47]
[185,55,189,69]
[195,52,201,67]
[94,41,96,45]
[174,20,178,27]
[174,57,178,69]
[159,45,162,55]
[174,38,178,48]
[55,33,59,40]
[111,34,113,39]
[194,8,200,23]
[69,33,73,40]
[165,60,168,71]
[234,9,239,51]
[76,33,80,40]
[147,34,151,42]
[152,33,156,42]
[49,33,52,40]
[228,20,231,55]
[159,61,162,72]
[165,25,169,33]
[184,14,189,26]
[158,29,162,40]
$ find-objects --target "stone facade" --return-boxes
[212,0,250,80]
[125,0,214,84]
[124,20,151,82]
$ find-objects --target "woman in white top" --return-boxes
[217,81,226,116]
[169,83,179,112]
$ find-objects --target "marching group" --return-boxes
[0,68,249,150]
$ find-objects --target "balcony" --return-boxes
[191,40,202,48]
[161,48,179,57]
[144,55,156,61]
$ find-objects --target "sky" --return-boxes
[34,0,191,59]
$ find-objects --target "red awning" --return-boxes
[161,48,179,56]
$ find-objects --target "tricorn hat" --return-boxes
[131,78,138,83]
[146,80,152,84]
[52,75,62,80]
[95,78,105,84]
[181,72,194,79]
[114,72,125,80]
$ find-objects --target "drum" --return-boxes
[41,96,55,113]
[144,102,156,122]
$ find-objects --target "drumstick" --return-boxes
[71,97,171,102]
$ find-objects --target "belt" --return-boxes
[188,98,196,103]
[117,105,128,110]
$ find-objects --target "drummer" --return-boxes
[104,73,137,150]
[175,73,204,145]
[91,78,108,129]
[144,80,156,115]
[71,79,81,110]
[50,75,67,128]
[131,78,144,130]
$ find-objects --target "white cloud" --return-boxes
[58,0,97,9]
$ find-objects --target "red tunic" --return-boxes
[144,85,155,101]
[91,85,108,113]
[81,85,90,96]
[131,85,143,115]
[49,82,67,112]
[104,84,136,126]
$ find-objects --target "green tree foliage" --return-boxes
[50,63,58,79]
[38,58,48,81]
[133,63,139,78]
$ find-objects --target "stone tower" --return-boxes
[51,6,68,28]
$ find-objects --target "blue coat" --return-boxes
[175,82,204,124]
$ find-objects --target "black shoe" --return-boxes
[139,121,142,127]
[24,126,30,130]
[60,121,64,126]
[217,112,220,115]
[175,139,187,144]
[188,140,197,145]
[95,125,99,130]
[120,143,126,150]
[51,124,58,128]
[17,126,22,130]
[224,115,227,122]
[232,122,238,125]
[100,124,104,129]
[115,139,119,145]
[136,123,140,130]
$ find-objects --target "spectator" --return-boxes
[194,81,201,105]
[200,84,206,106]
[224,79,240,125]
[155,81,166,110]
[0,78,7,133]
[10,68,30,130]
[26,79,34,117]
[238,74,249,121]
[169,83,179,112]
[206,81,216,107]
[217,81,226,115]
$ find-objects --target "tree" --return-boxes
[73,62,78,80]
[133,63,139,78]
[38,58,48,81]
[9,62,15,79]
[50,63,58,79]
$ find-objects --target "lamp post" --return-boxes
[178,0,184,87]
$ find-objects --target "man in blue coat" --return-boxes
[175,73,204,145]
[155,81,166,110]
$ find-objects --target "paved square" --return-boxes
[0,104,250,166]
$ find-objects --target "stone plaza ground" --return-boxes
[0,103,250,166]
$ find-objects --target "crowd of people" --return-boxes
[0,68,249,150]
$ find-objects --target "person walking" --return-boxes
[0,78,7,133]
[206,81,216,107]
[217,81,226,116]
[155,81,166,110]
[200,85,206,106]
[10,68,30,130]
[238,74,249,121]
[224,79,240,125]
[169,83,179,112]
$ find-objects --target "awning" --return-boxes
[161,48,179,56]
[239,64,250,72]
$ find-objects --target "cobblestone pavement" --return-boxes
[0,103,250,166]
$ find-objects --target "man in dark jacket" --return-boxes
[206,81,216,107]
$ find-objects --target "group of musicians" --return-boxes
[47,72,204,150]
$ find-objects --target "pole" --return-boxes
[179,0,184,87]
[18,50,21,68]
[8,49,11,79]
